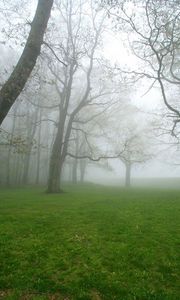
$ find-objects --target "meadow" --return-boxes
[0,184,179,299]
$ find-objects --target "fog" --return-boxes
[0,0,180,192]
[1,3,180,299]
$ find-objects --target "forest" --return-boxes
[0,0,179,299]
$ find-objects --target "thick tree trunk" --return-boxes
[0,0,53,125]
[47,124,65,193]
[125,163,131,188]
[47,155,63,193]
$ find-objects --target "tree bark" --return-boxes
[47,152,63,193]
[0,0,53,125]
[47,118,65,193]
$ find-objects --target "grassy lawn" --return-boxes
[0,184,179,300]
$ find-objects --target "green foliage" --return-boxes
[0,185,179,299]
[0,128,37,154]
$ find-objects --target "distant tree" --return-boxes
[106,104,154,187]
[119,132,152,187]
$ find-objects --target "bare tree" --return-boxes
[44,0,117,193]
[119,132,152,187]
[105,102,154,187]
[106,0,180,136]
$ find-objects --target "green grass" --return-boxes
[0,184,179,300]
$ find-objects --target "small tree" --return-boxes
[107,105,153,187]
[119,132,152,187]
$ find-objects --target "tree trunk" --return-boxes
[22,107,39,185]
[15,153,23,186]
[47,124,64,193]
[69,163,72,182]
[47,154,63,193]
[36,110,42,185]
[22,153,31,184]
[72,159,78,183]
[72,131,79,184]
[0,0,53,125]
[6,104,19,186]
[36,142,41,185]
[6,146,11,186]
[79,159,86,183]
[125,163,131,188]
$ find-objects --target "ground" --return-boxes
[0,184,179,300]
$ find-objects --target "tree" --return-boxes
[44,0,117,193]
[106,0,180,136]
[0,0,54,125]
[119,132,152,187]
[106,103,153,187]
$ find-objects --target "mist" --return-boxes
[0,0,180,191]
[0,1,180,299]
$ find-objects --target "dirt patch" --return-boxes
[0,290,11,298]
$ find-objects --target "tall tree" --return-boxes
[0,0,54,125]
[46,0,113,193]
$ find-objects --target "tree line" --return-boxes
[0,0,179,192]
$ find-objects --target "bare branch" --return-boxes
[43,41,68,67]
